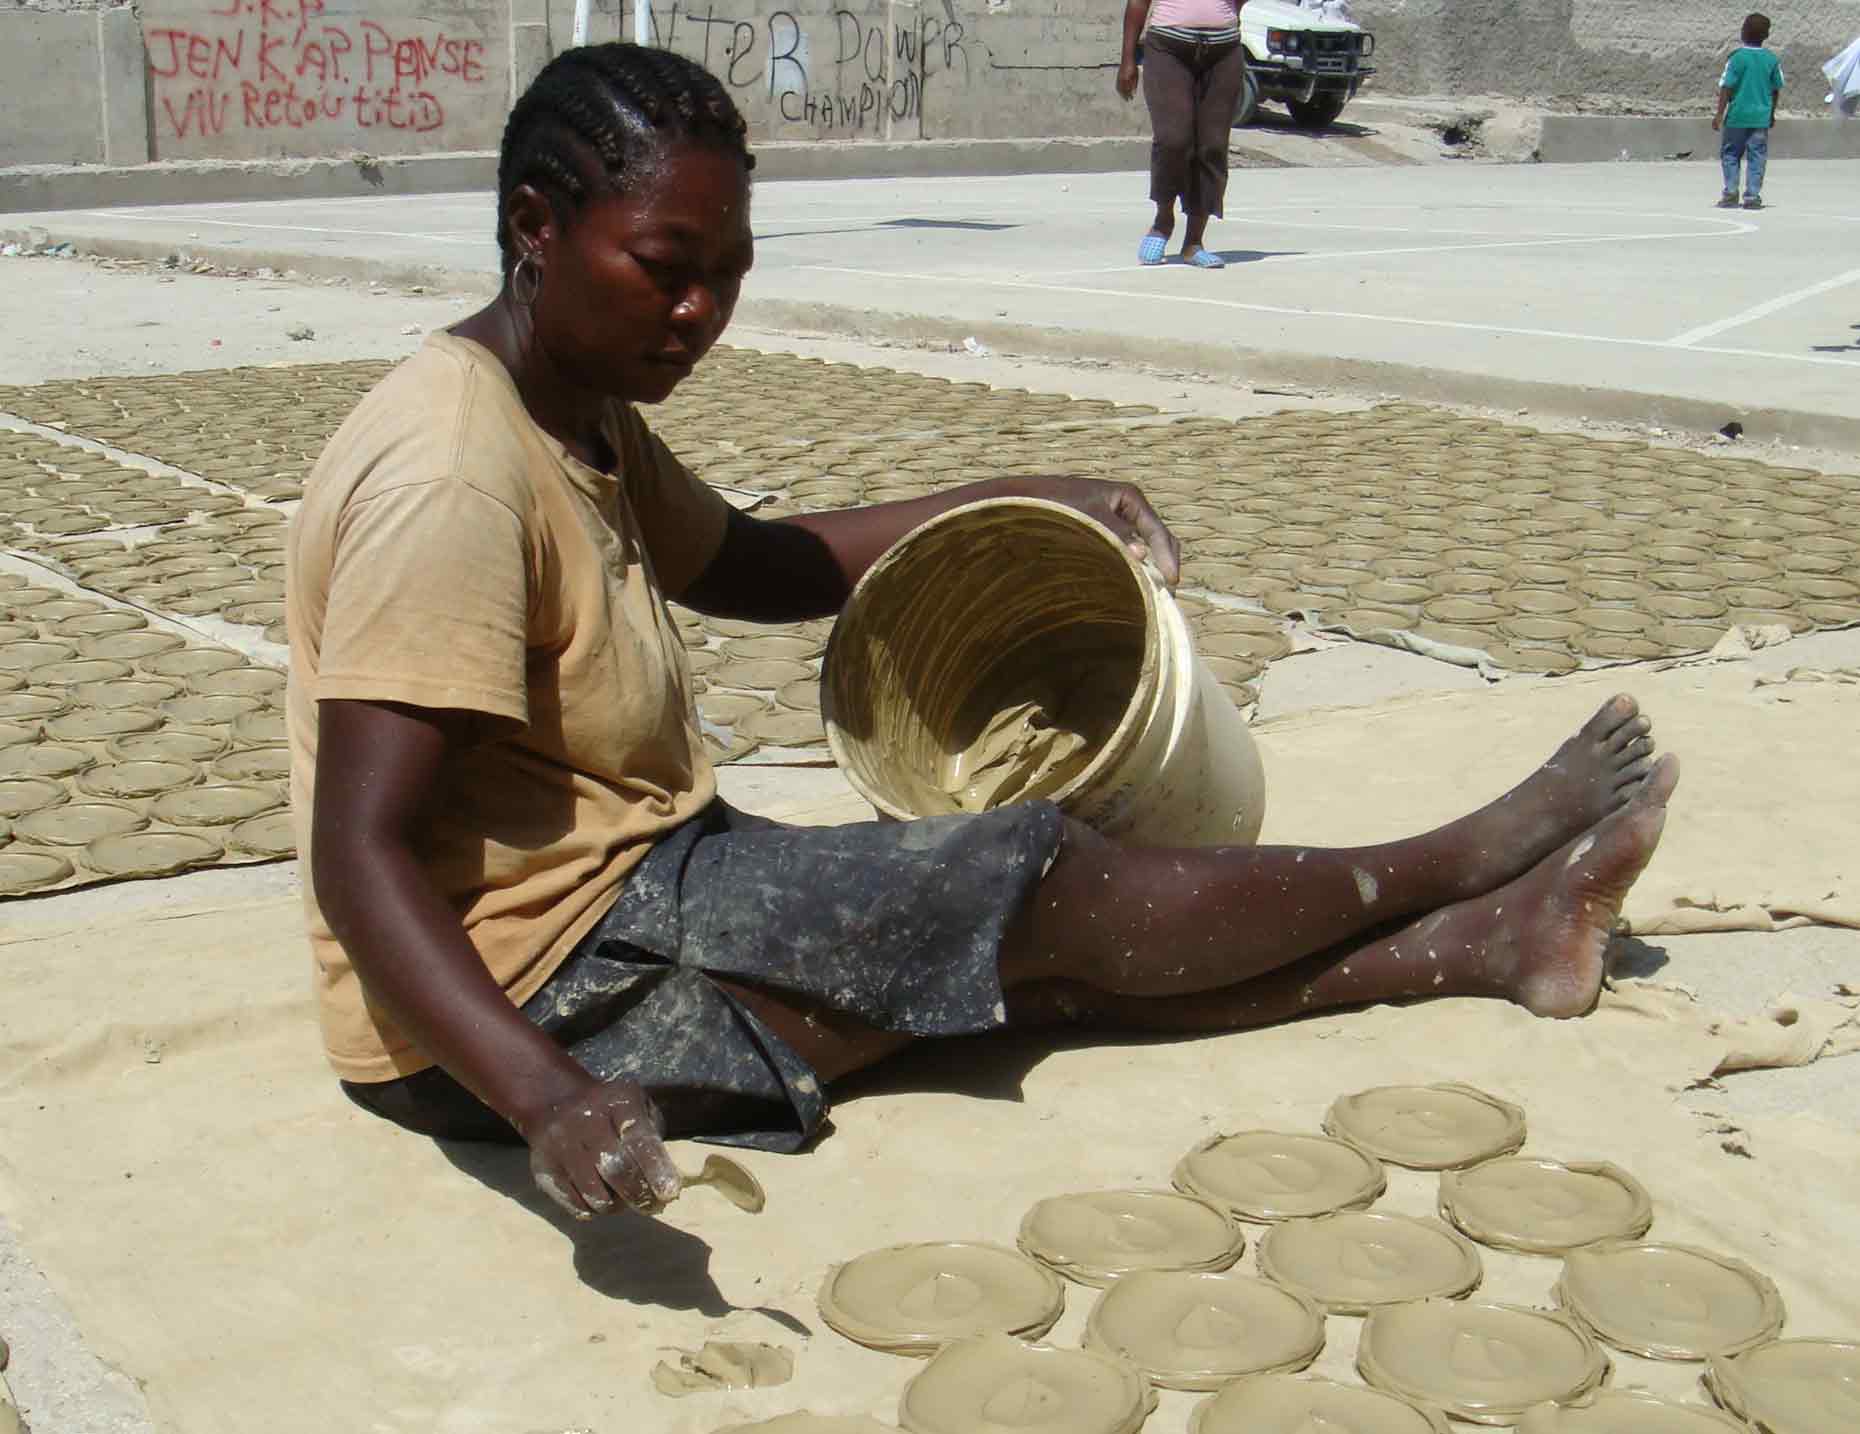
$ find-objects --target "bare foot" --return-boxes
[1435,694,1658,900]
[1467,752,1679,1017]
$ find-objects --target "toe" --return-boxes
[1590,694,1639,740]
[1608,715,1653,753]
[1613,755,1654,790]
[1637,752,1680,806]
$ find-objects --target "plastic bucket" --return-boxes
[822,497,1266,846]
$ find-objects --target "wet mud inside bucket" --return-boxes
[825,500,1155,818]
[824,498,1246,841]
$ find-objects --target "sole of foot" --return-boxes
[1506,753,1680,1019]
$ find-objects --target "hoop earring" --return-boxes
[509,251,542,309]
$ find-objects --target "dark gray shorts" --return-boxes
[343,798,1065,1152]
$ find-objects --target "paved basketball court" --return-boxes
[11,158,1860,440]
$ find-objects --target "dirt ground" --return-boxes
[2,243,1856,1434]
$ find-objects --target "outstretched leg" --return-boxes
[1010,754,1676,1032]
[1000,695,1655,997]
[727,700,1665,1085]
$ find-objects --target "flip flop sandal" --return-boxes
[1138,233,1168,265]
[1188,249,1227,269]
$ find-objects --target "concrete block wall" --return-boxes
[139,0,510,159]
[1354,0,1860,111]
[1,5,151,163]
[538,0,1135,141]
[5,0,1860,168]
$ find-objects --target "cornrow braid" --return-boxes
[496,42,754,270]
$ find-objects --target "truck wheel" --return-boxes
[1288,91,1347,129]
[1232,67,1261,128]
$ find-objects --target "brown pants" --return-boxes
[1142,33,1244,217]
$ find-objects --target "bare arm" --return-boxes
[1714,86,1731,128]
[1117,0,1151,98]
[679,475,1181,623]
[312,697,681,1217]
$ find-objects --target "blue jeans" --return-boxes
[1720,126,1768,199]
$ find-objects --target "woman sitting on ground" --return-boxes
[287,42,1678,1221]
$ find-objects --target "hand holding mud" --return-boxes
[523,1077,682,1219]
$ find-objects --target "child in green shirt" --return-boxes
[1714,13,1785,209]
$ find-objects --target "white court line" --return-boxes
[800,263,1860,370]
[1042,220,1753,278]
[77,211,483,245]
[1667,264,1860,346]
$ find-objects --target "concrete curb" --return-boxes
[1540,115,1860,164]
[6,226,1855,452]
[0,137,1151,214]
[733,299,1860,451]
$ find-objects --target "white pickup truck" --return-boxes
[1237,0,1376,129]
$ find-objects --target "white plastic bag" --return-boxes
[1825,34,1860,118]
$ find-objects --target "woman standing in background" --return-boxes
[1116,0,1246,268]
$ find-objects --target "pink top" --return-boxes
[1147,0,1240,32]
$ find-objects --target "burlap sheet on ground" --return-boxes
[3,883,1859,1430]
[1256,656,1859,935]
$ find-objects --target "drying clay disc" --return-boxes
[817,1242,1065,1355]
[0,640,78,672]
[1358,1300,1609,1426]
[46,707,163,743]
[30,659,136,688]
[1705,1338,1860,1434]
[231,709,287,744]
[14,801,148,847]
[739,706,827,748]
[1083,1269,1325,1390]
[0,743,93,780]
[228,810,296,858]
[211,747,291,784]
[77,759,200,799]
[708,658,817,691]
[163,692,263,726]
[51,610,146,638]
[1555,1241,1785,1361]
[714,1417,898,1434]
[72,678,183,710]
[1516,1390,1748,1432]
[0,777,67,819]
[0,847,75,893]
[722,634,823,662]
[77,630,186,662]
[150,782,282,827]
[1188,1374,1450,1434]
[1324,1083,1527,1169]
[1018,1189,1245,1287]
[190,666,286,701]
[108,730,225,763]
[1439,1158,1652,1254]
[1172,1130,1386,1222]
[1257,1210,1483,1314]
[897,1334,1154,1434]
[146,647,246,679]
[0,720,32,750]
[0,691,64,721]
[84,829,222,878]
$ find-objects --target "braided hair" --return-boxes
[496,43,755,270]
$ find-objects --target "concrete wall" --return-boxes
[1354,0,1860,109]
[141,0,510,159]
[5,0,1860,168]
[2,6,149,163]
[539,0,1133,141]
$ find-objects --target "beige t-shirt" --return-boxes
[286,333,731,1081]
